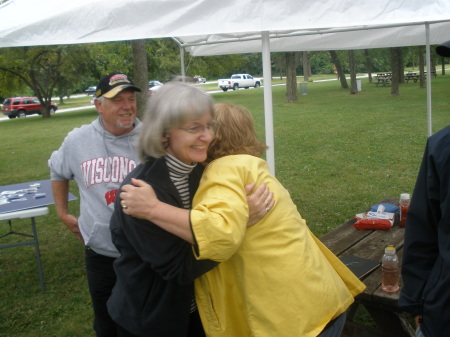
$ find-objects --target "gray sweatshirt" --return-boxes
[48,117,141,257]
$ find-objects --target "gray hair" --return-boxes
[138,81,215,161]
[95,96,105,104]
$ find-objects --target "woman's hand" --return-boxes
[245,182,275,227]
[120,178,160,220]
[120,178,193,243]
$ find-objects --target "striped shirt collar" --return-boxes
[165,153,197,178]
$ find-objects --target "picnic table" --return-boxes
[424,71,437,77]
[374,73,391,87]
[405,72,420,83]
[320,197,415,337]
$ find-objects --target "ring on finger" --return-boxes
[265,207,270,213]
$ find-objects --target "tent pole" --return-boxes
[180,46,186,82]
[425,23,432,137]
[261,31,275,175]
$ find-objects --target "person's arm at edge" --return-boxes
[51,180,83,244]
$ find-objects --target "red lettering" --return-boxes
[105,189,118,206]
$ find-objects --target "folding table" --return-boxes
[0,179,77,293]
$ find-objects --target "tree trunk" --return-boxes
[348,50,358,94]
[441,57,446,75]
[398,48,405,83]
[364,49,373,83]
[418,46,425,89]
[285,52,298,103]
[431,58,436,74]
[277,53,284,79]
[132,39,149,120]
[390,48,400,97]
[329,50,348,89]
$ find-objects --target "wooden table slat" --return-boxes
[320,197,414,337]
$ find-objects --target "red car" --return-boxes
[2,96,58,119]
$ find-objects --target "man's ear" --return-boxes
[94,98,103,115]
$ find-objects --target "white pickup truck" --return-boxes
[218,74,262,91]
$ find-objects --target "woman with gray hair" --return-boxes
[107,81,271,337]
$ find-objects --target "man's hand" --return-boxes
[52,180,83,244]
[60,213,84,244]
[120,178,160,220]
[245,182,275,227]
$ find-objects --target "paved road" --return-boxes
[0,104,95,122]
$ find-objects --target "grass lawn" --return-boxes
[0,75,449,336]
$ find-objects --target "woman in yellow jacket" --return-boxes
[120,104,365,337]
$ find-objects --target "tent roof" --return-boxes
[0,0,449,53]
[180,21,450,56]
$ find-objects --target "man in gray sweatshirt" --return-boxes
[48,72,142,337]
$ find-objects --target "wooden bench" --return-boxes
[320,197,415,337]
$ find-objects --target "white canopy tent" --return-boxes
[1,0,449,173]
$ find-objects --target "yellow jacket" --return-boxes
[190,155,365,337]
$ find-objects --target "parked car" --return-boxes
[193,75,206,83]
[218,74,261,91]
[2,97,58,119]
[85,86,97,95]
[148,82,163,97]
[148,80,163,88]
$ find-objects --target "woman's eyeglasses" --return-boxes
[179,121,219,134]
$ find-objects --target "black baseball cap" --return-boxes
[436,40,450,58]
[95,72,141,98]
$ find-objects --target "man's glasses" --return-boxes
[179,121,219,134]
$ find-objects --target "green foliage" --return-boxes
[0,46,64,116]
[0,42,444,102]
[0,45,97,113]
[55,46,98,98]
[186,53,262,80]
[147,39,182,81]
[309,51,335,74]
[86,41,134,83]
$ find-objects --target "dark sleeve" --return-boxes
[399,140,440,316]
[111,189,217,285]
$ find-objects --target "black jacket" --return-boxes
[399,125,450,337]
[108,157,217,337]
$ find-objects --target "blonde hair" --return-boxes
[138,81,215,161]
[207,103,267,162]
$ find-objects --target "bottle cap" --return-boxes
[400,193,410,200]
[385,245,396,254]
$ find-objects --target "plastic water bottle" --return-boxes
[399,193,410,227]
[382,245,400,293]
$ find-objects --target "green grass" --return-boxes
[0,75,449,336]
[214,76,449,235]
[53,95,93,108]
